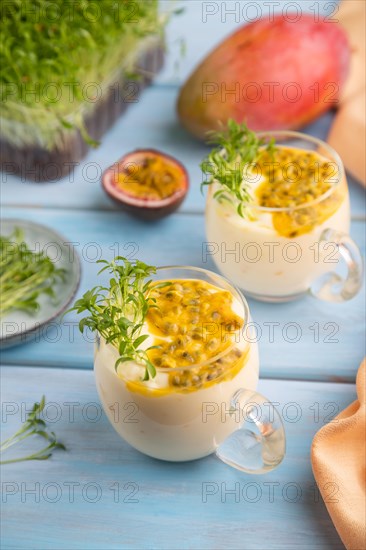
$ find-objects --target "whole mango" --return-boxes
[177,14,350,139]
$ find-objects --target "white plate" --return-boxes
[0,219,81,349]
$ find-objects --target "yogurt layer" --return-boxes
[94,280,260,461]
[205,146,349,299]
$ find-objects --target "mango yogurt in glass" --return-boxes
[94,266,285,473]
[205,131,363,302]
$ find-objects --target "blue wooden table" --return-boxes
[1,2,365,549]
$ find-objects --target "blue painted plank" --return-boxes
[0,366,355,550]
[1,207,364,383]
[1,85,365,218]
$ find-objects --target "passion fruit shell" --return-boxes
[102,149,189,220]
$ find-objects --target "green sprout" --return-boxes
[0,228,66,318]
[69,257,169,381]
[200,119,276,217]
[0,397,66,464]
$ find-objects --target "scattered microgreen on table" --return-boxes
[0,396,66,465]
[200,120,276,217]
[0,228,65,318]
[69,257,169,380]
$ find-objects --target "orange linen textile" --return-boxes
[327,1,366,185]
[311,359,366,550]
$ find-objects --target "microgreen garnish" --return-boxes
[0,228,66,318]
[0,396,66,464]
[0,0,166,150]
[200,120,276,217]
[69,257,167,380]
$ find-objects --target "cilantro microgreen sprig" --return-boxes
[200,120,276,217]
[69,257,166,381]
[0,396,66,465]
[0,228,66,318]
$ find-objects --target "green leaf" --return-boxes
[0,0,165,150]
[200,120,276,218]
[0,396,65,464]
[0,231,65,318]
[115,356,134,371]
[133,334,149,348]
[146,361,156,379]
[118,340,127,355]
[152,282,172,290]
[66,256,163,379]
[60,118,74,130]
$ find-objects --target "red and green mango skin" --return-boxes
[177,14,350,139]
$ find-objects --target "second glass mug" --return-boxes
[94,266,286,474]
[205,131,364,302]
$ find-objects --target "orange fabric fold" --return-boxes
[311,359,366,550]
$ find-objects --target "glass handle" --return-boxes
[311,228,364,302]
[216,389,286,474]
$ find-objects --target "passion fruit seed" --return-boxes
[101,150,189,220]
[166,290,183,301]
[164,322,179,334]
[118,157,182,200]
[255,147,344,238]
[145,280,244,388]
[256,148,334,209]
[181,351,195,363]
[170,283,184,292]
[169,348,243,389]
[207,338,219,351]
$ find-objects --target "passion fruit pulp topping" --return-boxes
[254,146,346,238]
[142,279,246,392]
[102,149,189,219]
[115,152,186,200]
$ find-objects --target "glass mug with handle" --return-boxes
[95,266,285,474]
[205,131,363,302]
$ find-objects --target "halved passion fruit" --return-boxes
[102,149,189,219]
